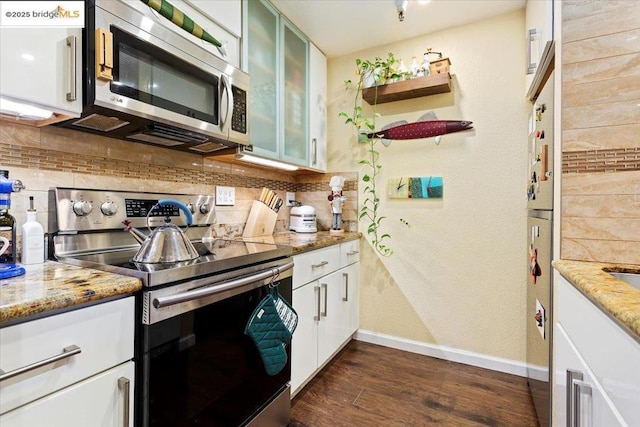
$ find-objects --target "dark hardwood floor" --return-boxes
[290,341,539,426]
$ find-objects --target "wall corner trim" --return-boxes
[354,329,528,378]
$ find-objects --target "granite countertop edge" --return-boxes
[0,261,143,326]
[553,259,640,341]
[1,232,361,325]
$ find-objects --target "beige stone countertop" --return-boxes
[0,261,142,326]
[242,231,362,254]
[553,260,640,341]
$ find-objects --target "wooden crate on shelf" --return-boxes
[429,57,451,75]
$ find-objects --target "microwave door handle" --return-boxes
[220,74,233,135]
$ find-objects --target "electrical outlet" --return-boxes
[216,186,235,206]
[286,192,295,207]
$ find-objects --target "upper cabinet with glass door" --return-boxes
[246,0,279,157]
[245,0,326,170]
[281,22,308,166]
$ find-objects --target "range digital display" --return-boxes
[124,199,179,218]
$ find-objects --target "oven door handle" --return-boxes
[153,262,294,308]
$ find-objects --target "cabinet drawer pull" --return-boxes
[343,273,349,302]
[347,250,359,256]
[0,345,81,382]
[566,369,583,427]
[66,35,77,101]
[573,379,592,427]
[321,283,328,317]
[314,285,321,321]
[312,261,329,269]
[118,376,131,427]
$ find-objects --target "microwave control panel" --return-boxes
[232,86,247,134]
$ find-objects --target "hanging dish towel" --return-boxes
[244,294,292,376]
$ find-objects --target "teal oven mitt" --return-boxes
[244,294,292,376]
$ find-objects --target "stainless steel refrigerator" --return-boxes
[526,69,554,427]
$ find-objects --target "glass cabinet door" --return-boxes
[247,0,279,157]
[282,22,308,165]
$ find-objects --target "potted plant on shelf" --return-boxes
[339,52,404,258]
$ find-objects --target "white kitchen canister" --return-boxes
[21,196,44,264]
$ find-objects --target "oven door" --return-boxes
[137,261,293,427]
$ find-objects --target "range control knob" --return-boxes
[100,201,118,216]
[186,203,196,214]
[72,200,93,216]
[199,203,211,214]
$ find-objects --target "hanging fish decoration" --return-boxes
[363,111,473,146]
[140,0,226,57]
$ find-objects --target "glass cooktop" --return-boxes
[57,239,292,288]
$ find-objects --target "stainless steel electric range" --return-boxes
[50,188,294,427]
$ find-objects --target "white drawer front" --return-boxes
[0,297,135,415]
[340,240,360,267]
[0,361,135,427]
[557,278,640,426]
[293,245,341,289]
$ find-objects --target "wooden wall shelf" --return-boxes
[362,73,451,105]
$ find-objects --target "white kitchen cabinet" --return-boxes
[554,324,626,427]
[291,280,319,392]
[291,240,360,395]
[0,27,82,124]
[244,0,327,170]
[0,297,135,425]
[0,362,134,427]
[525,0,554,97]
[183,0,242,38]
[340,263,360,341]
[308,43,327,171]
[553,274,640,426]
[147,0,241,68]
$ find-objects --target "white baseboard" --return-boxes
[354,329,528,377]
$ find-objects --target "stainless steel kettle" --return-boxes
[123,199,199,264]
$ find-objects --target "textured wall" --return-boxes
[561,1,640,264]
[327,10,529,361]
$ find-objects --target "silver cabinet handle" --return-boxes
[0,345,81,382]
[314,285,321,321]
[312,261,328,269]
[312,138,317,165]
[321,283,328,317]
[118,377,131,427]
[66,35,77,101]
[566,369,583,427]
[573,380,592,427]
[347,250,359,256]
[342,273,349,302]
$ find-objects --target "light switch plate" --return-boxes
[286,192,295,207]
[216,186,235,206]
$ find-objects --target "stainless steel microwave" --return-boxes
[58,0,249,154]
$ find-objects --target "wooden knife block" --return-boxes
[243,200,277,237]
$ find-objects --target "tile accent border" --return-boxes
[0,143,298,191]
[562,147,640,174]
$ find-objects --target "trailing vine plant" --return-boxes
[339,53,408,257]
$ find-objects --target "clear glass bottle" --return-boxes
[421,52,431,77]
[410,56,420,78]
[397,59,409,80]
[0,171,16,264]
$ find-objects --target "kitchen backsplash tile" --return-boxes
[561,1,640,265]
[1,121,359,257]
